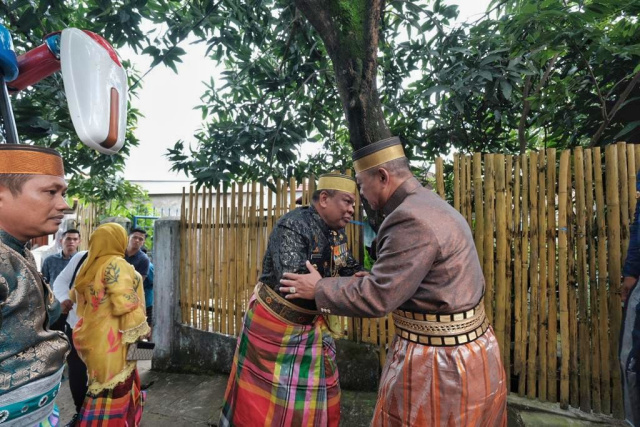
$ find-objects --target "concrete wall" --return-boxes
[152,218,380,391]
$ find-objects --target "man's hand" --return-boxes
[280,261,321,300]
[60,299,74,314]
[354,271,370,278]
[621,276,638,303]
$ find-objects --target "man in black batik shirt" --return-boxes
[220,173,364,427]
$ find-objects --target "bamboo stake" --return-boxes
[242,205,250,316]
[190,186,199,327]
[546,148,558,403]
[221,189,229,335]
[208,188,215,330]
[454,154,461,211]
[180,188,187,324]
[250,182,258,285]
[620,143,630,266]
[518,155,529,396]
[465,155,473,228]
[594,147,611,413]
[584,149,601,412]
[538,150,548,400]
[473,153,484,265]
[494,155,507,365]
[213,186,221,331]
[268,181,275,238]
[566,155,577,408]
[436,157,445,199]
[235,183,244,335]
[200,190,207,329]
[505,155,514,384]
[483,154,495,324]
[289,177,296,211]
[627,144,637,223]
[574,148,591,411]
[558,150,570,409]
[605,145,624,418]
[527,151,539,399]
[513,156,523,387]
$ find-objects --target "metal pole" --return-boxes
[0,77,19,144]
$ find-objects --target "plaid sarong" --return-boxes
[220,296,340,427]
[77,370,145,426]
[372,326,507,427]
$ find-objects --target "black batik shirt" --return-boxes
[259,205,362,310]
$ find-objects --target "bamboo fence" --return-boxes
[179,143,636,418]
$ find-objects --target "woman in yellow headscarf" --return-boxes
[72,223,150,426]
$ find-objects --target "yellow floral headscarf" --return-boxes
[75,223,128,294]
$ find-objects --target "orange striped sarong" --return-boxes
[372,326,507,427]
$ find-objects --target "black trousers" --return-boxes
[64,323,88,413]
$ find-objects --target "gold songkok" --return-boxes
[352,136,406,174]
[317,173,357,196]
[0,144,65,177]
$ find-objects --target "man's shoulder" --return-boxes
[126,250,148,262]
[43,252,63,263]
[278,207,312,228]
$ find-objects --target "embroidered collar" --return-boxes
[309,204,331,236]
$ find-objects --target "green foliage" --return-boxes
[4,0,640,194]
[0,0,152,208]
[162,0,640,189]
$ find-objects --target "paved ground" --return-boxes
[55,361,626,426]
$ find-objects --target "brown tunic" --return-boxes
[316,176,484,316]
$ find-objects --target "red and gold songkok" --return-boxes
[0,144,65,177]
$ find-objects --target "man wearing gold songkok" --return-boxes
[220,173,364,427]
[0,144,71,426]
[281,137,508,426]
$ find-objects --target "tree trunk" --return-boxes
[293,0,391,151]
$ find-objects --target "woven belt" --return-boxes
[392,299,489,346]
[255,282,320,325]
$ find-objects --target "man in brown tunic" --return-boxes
[281,137,507,426]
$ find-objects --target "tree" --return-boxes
[4,0,639,196]
[164,0,640,188]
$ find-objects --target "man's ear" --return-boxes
[378,168,391,184]
[318,190,329,207]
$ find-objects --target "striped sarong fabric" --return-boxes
[373,326,507,427]
[220,296,340,427]
[77,370,145,427]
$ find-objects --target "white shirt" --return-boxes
[52,250,87,329]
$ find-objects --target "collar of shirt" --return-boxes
[308,204,331,237]
[383,176,422,217]
[0,228,27,257]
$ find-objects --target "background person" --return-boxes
[125,228,149,281]
[42,228,81,285]
[0,144,71,426]
[52,249,88,427]
[44,228,81,332]
[72,223,149,427]
[621,170,640,427]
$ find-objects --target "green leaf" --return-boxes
[613,120,640,140]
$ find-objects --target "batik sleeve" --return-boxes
[270,224,311,280]
[104,259,149,342]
